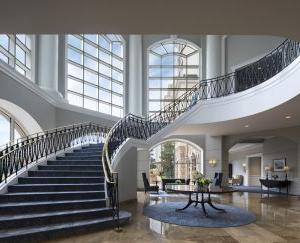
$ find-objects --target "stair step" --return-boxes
[0,211,130,242]
[56,156,101,161]
[0,191,105,203]
[28,170,103,177]
[8,183,105,193]
[82,144,103,149]
[65,152,102,156]
[73,148,103,152]
[0,208,113,230]
[48,160,100,165]
[18,177,104,184]
[0,199,106,215]
[37,165,102,171]
[0,142,131,241]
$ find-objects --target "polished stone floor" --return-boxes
[48,192,300,243]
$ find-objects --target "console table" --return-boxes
[259,179,291,198]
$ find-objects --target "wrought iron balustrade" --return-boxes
[0,122,109,183]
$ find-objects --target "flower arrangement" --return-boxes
[192,171,211,186]
[192,170,204,181]
[198,178,211,186]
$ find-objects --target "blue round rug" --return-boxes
[143,202,256,227]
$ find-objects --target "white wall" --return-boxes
[263,137,298,179]
[114,147,137,202]
[228,135,299,194]
[226,35,285,72]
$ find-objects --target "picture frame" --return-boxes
[273,158,286,172]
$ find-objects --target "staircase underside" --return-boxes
[0,144,131,242]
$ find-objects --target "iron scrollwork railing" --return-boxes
[102,38,300,226]
[0,122,109,183]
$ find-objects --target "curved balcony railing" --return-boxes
[102,38,300,217]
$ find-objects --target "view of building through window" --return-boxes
[66,34,125,117]
[148,39,200,115]
[149,140,203,184]
[0,34,32,79]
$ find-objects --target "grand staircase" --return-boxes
[0,143,130,242]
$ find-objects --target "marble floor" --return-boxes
[47,192,300,243]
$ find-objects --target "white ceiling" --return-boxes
[171,94,300,137]
[228,143,264,153]
[1,0,300,41]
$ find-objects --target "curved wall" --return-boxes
[186,55,300,125]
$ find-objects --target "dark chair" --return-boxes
[142,173,159,194]
[214,172,223,187]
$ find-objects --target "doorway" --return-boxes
[247,155,262,186]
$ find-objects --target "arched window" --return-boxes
[66,34,125,118]
[0,109,25,147]
[148,39,200,115]
[0,34,33,79]
[149,140,203,184]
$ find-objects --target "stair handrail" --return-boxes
[0,121,106,151]
[0,122,110,183]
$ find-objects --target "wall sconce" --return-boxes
[242,163,247,172]
[208,159,217,167]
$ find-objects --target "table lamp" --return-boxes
[283,166,289,180]
[265,166,270,179]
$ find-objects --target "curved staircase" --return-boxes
[0,144,130,242]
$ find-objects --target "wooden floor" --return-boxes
[47,191,300,243]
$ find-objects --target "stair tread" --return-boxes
[0,207,111,221]
[30,170,102,172]
[48,159,100,162]
[20,177,103,179]
[0,211,130,238]
[10,183,104,187]
[2,190,104,196]
[0,198,105,208]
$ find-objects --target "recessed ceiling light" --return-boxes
[285,115,292,119]
[244,125,249,128]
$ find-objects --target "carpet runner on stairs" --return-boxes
[0,143,130,242]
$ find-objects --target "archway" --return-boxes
[149,138,204,186]
[0,99,43,145]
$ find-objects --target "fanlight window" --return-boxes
[0,34,32,79]
[0,110,25,148]
[148,40,200,115]
[66,34,125,118]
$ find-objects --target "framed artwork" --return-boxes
[273,158,286,172]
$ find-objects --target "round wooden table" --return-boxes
[166,185,237,217]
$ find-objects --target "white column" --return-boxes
[205,135,222,177]
[128,35,143,116]
[137,148,150,190]
[221,35,228,75]
[37,35,62,99]
[297,143,300,177]
[206,35,222,79]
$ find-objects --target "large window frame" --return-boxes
[0,109,26,148]
[147,39,201,115]
[0,34,33,80]
[149,139,203,183]
[66,34,125,118]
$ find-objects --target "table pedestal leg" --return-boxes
[176,192,193,211]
